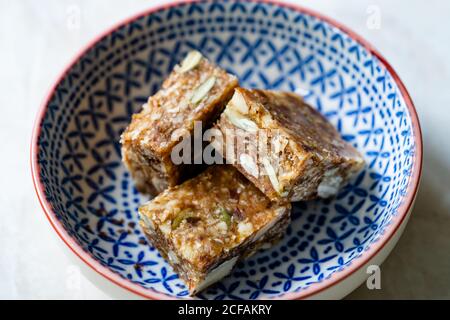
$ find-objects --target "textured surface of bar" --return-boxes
[215,88,365,201]
[121,51,238,195]
[138,165,291,295]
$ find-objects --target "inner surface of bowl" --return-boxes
[35,1,418,299]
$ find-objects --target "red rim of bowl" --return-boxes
[30,0,423,300]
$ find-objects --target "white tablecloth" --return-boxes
[1,0,449,299]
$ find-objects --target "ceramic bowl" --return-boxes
[31,0,422,299]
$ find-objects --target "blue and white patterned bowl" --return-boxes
[31,0,422,299]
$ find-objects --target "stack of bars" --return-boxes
[121,51,365,295]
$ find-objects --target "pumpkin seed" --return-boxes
[230,91,248,114]
[224,108,258,133]
[172,209,196,230]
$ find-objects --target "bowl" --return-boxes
[31,0,422,299]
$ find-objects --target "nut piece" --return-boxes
[215,88,365,201]
[138,165,292,295]
[191,76,216,104]
[230,90,248,114]
[179,50,203,73]
[172,209,197,230]
[224,108,258,132]
[121,50,238,198]
[262,157,281,195]
[219,207,232,228]
[317,168,343,198]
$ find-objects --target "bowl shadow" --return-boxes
[347,148,450,299]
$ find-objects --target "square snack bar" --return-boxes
[214,88,365,202]
[138,165,291,295]
[121,51,238,196]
